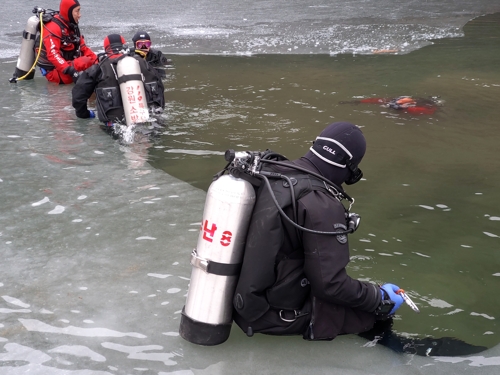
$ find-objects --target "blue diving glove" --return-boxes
[88,110,96,118]
[380,283,405,315]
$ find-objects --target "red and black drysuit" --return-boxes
[36,0,96,84]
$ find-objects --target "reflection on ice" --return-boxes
[31,197,50,207]
[470,312,495,320]
[48,345,106,362]
[19,319,147,338]
[148,273,173,279]
[100,342,177,366]
[0,308,31,314]
[2,296,30,308]
[48,205,65,214]
[0,344,113,374]
[435,354,500,366]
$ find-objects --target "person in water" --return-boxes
[131,30,172,78]
[36,0,97,84]
[232,121,486,356]
[233,122,405,340]
[71,34,165,132]
[340,96,443,115]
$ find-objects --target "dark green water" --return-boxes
[149,13,500,348]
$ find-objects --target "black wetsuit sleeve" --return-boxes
[146,49,171,67]
[299,191,381,312]
[72,65,99,118]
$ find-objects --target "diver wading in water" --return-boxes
[10,0,97,84]
[72,34,165,141]
[179,121,486,356]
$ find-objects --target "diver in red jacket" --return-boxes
[36,0,97,84]
[340,96,443,115]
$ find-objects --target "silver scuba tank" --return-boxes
[13,15,39,80]
[179,173,256,345]
[116,56,150,126]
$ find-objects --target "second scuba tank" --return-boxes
[12,15,39,81]
[116,56,150,126]
[179,173,256,345]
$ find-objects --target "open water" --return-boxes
[1,0,500,374]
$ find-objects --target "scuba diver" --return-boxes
[180,121,487,356]
[231,122,403,340]
[71,34,165,138]
[34,0,97,84]
[181,122,404,343]
[340,96,443,115]
[131,31,173,78]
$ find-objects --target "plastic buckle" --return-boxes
[190,249,209,273]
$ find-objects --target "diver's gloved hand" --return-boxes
[88,110,95,118]
[72,56,95,71]
[63,66,80,83]
[380,283,404,315]
[160,55,173,65]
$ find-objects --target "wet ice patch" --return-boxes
[471,312,495,320]
[32,197,49,206]
[483,232,499,238]
[19,319,147,338]
[412,252,431,258]
[427,298,453,308]
[419,205,434,210]
[148,273,172,279]
[0,343,51,365]
[446,309,464,315]
[48,345,106,362]
[162,332,179,337]
[100,342,177,366]
[48,205,65,214]
[2,295,30,308]
[0,308,31,313]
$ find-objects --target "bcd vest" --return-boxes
[136,57,165,109]
[95,56,126,123]
[35,15,81,70]
[233,164,343,323]
[95,55,166,123]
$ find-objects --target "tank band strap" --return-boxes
[23,30,36,40]
[117,74,143,85]
[190,249,242,276]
